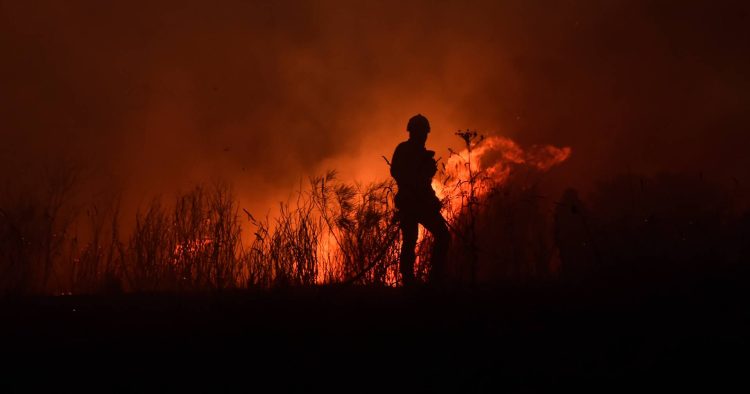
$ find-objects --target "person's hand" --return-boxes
[423,150,438,177]
[428,158,438,176]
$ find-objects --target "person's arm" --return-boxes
[390,144,404,182]
[422,150,438,179]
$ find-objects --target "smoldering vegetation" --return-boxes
[2,149,748,296]
[3,1,750,297]
[0,168,404,295]
[2,136,749,391]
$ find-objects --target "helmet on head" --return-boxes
[407,114,430,134]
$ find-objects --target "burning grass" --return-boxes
[0,129,577,295]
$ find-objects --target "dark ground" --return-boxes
[1,273,748,393]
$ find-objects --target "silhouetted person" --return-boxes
[390,114,450,286]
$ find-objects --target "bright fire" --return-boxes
[433,134,572,215]
[174,134,571,286]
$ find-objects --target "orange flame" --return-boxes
[433,135,571,214]
[173,238,213,264]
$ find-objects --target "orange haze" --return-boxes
[2,0,749,228]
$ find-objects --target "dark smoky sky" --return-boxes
[2,0,749,217]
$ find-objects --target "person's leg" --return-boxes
[399,215,418,286]
[420,209,450,285]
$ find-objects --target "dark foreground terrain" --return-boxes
[1,274,748,392]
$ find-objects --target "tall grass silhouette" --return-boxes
[4,132,743,295]
[0,132,574,294]
[1,169,409,294]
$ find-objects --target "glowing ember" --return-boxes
[173,238,213,263]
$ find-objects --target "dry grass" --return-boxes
[3,141,745,294]
[0,169,408,294]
